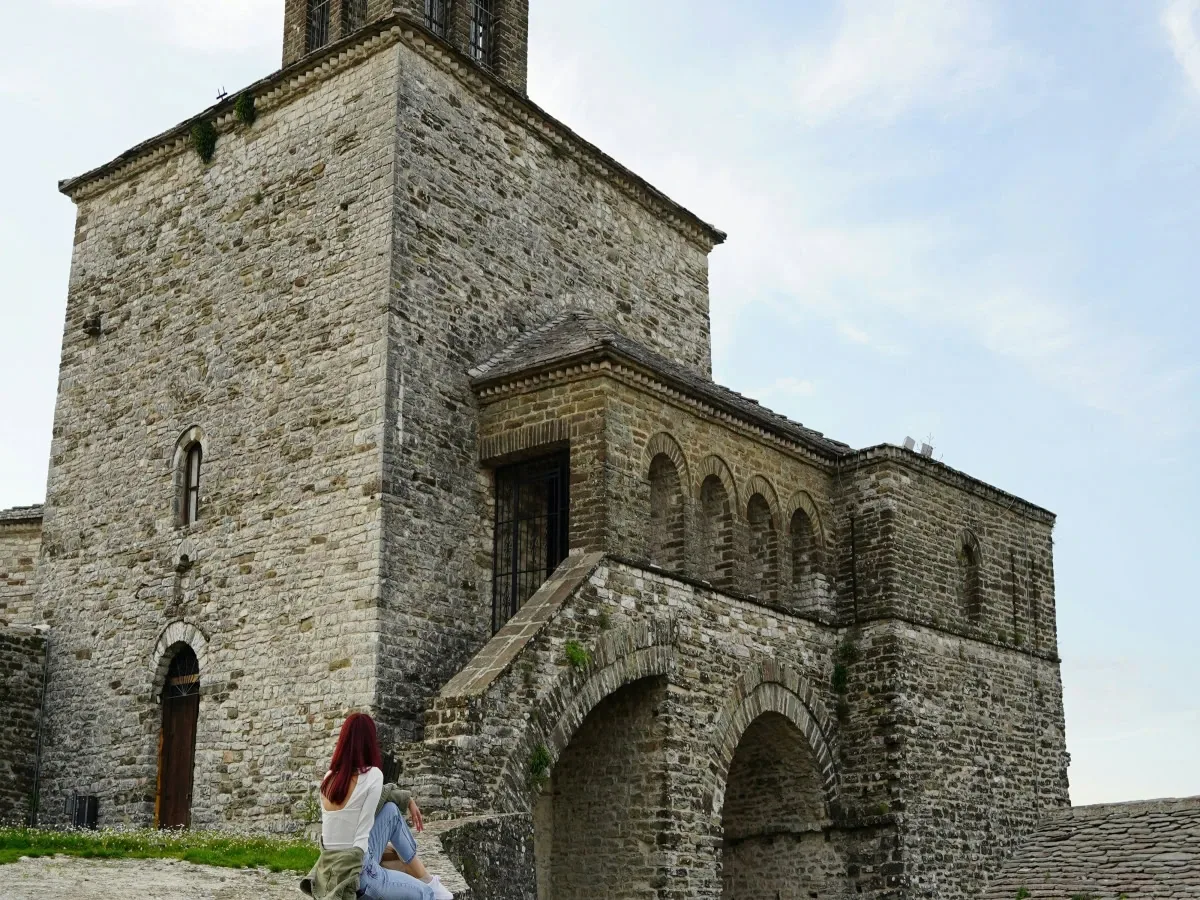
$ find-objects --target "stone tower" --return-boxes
[283,0,530,94]
[3,3,1070,897]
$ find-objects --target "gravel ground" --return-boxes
[0,855,302,899]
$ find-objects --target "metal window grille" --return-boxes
[166,647,201,700]
[183,444,202,526]
[492,452,569,633]
[425,0,449,37]
[306,0,332,52]
[343,0,369,33]
[470,0,496,68]
[67,793,99,829]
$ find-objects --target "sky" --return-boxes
[0,0,1197,806]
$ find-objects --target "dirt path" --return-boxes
[0,854,301,899]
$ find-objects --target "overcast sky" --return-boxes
[1,0,1197,806]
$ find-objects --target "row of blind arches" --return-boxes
[644,438,830,615]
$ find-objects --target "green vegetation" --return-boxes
[832,662,849,695]
[1015,888,1031,899]
[191,120,218,164]
[234,91,257,127]
[563,640,591,670]
[0,827,317,872]
[528,743,553,790]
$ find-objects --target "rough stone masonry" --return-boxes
[0,3,1089,898]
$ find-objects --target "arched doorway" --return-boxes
[534,676,668,899]
[157,645,200,829]
[721,712,843,898]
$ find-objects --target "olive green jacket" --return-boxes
[299,784,413,900]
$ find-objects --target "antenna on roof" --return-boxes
[216,86,228,100]
[903,436,916,451]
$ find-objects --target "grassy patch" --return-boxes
[0,828,318,873]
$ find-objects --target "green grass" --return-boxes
[0,827,318,873]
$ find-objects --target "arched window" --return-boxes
[790,507,826,614]
[647,454,685,571]
[182,444,202,526]
[958,531,983,622]
[699,475,735,590]
[747,495,779,602]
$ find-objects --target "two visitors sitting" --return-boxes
[301,713,454,900]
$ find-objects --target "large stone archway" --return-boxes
[534,674,669,900]
[710,661,847,899]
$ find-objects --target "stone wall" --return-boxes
[0,510,42,626]
[376,34,718,743]
[0,626,47,826]
[35,41,400,828]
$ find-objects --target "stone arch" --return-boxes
[711,661,845,900]
[510,621,676,900]
[709,659,838,815]
[787,491,830,616]
[643,431,691,491]
[495,619,677,815]
[745,477,782,602]
[957,528,984,622]
[150,620,210,698]
[644,433,689,571]
[696,456,739,590]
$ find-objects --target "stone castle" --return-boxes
[1,3,1078,897]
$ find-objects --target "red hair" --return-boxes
[321,712,384,806]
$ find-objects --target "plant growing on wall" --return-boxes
[235,91,257,126]
[528,744,552,790]
[563,640,591,670]
[191,120,218,164]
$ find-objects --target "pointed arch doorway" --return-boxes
[157,645,200,829]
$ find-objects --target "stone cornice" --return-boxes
[473,348,839,469]
[840,445,1056,524]
[0,505,44,528]
[58,14,727,251]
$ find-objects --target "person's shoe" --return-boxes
[427,875,454,900]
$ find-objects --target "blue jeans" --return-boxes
[358,803,434,900]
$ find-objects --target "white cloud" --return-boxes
[777,0,1030,125]
[1164,0,1200,96]
[52,0,282,53]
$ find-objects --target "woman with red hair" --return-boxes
[302,712,453,900]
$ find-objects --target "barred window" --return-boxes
[306,0,332,52]
[425,0,449,38]
[343,0,369,33]
[470,0,495,68]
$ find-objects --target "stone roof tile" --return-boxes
[982,797,1200,900]
[0,504,44,525]
[468,311,853,459]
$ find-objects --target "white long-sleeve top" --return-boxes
[320,766,383,854]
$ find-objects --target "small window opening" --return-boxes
[958,532,983,622]
[183,444,202,526]
[343,0,369,33]
[471,0,496,68]
[425,0,450,37]
[306,0,332,52]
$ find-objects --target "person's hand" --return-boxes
[408,798,424,832]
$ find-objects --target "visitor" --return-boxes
[300,712,454,900]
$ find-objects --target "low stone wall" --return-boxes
[0,625,47,825]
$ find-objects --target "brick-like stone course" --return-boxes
[0,507,42,626]
[0,626,47,826]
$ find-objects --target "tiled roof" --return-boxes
[468,311,853,459]
[0,504,43,525]
[982,797,1200,900]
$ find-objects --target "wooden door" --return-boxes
[158,647,200,829]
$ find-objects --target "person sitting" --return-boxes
[301,712,453,900]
